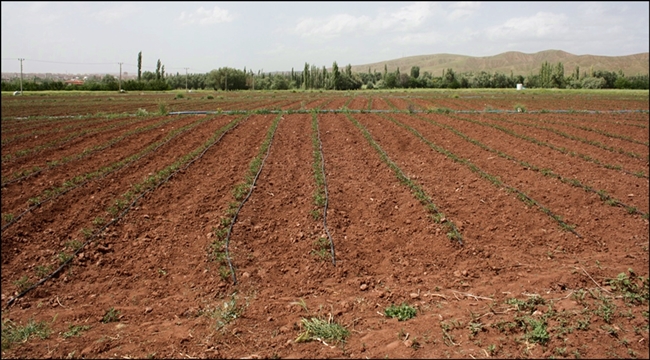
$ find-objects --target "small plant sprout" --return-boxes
[385,303,417,321]
[102,307,120,323]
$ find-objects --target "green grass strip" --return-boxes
[343,111,463,245]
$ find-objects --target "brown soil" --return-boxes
[1,91,648,359]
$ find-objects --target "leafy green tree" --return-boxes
[582,77,606,89]
[207,67,248,91]
[271,75,289,90]
[410,66,420,79]
[384,73,398,88]
[142,71,155,82]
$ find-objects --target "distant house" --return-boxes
[65,79,84,86]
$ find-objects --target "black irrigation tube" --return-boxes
[224,113,282,285]
[2,115,187,187]
[387,112,582,238]
[168,108,650,117]
[1,115,210,232]
[312,112,336,265]
[4,114,246,309]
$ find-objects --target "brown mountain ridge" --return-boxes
[350,50,649,77]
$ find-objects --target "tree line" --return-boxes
[2,52,648,92]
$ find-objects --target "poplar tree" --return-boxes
[137,51,142,81]
[155,59,162,80]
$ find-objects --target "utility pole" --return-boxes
[184,67,189,92]
[118,62,123,92]
[18,58,24,94]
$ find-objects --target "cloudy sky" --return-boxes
[1,1,648,75]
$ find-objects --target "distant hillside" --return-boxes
[350,50,649,77]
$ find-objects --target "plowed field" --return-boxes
[2,90,649,359]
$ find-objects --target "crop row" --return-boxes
[1,115,187,186]
[6,114,246,305]
[405,112,647,219]
[310,112,336,263]
[378,112,581,237]
[1,115,212,230]
[482,115,647,161]
[1,114,163,164]
[210,114,282,284]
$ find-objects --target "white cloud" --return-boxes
[486,12,569,41]
[391,30,443,46]
[448,2,481,21]
[295,14,372,38]
[90,4,140,24]
[293,2,433,39]
[178,6,234,26]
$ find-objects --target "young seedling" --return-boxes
[101,307,120,323]
[385,303,417,321]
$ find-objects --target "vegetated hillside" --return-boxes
[351,50,650,76]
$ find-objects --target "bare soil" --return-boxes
[1,90,648,359]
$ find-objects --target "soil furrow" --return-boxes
[427,113,650,212]
[1,115,203,214]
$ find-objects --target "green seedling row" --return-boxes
[211,113,282,285]
[384,112,581,237]
[6,114,245,307]
[310,111,335,264]
[2,115,186,186]
[344,111,463,245]
[1,115,212,231]
[1,110,136,132]
[2,112,137,147]
[408,108,648,219]
[445,112,648,179]
[521,115,649,146]
[485,114,647,161]
[1,115,149,163]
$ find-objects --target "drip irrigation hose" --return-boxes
[4,115,245,309]
[224,114,282,285]
[315,114,336,265]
